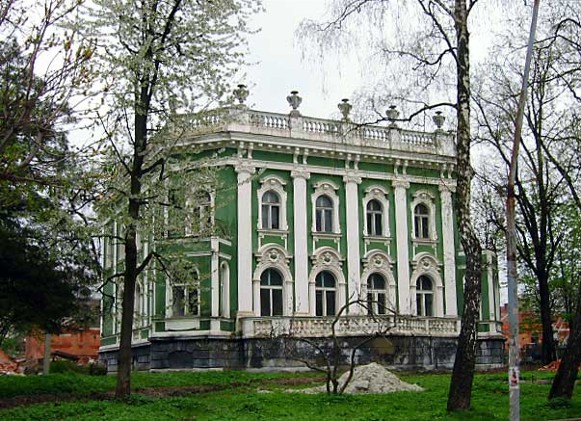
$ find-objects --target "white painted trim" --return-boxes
[393,180,411,314]
[292,169,310,315]
[344,173,362,312]
[439,184,457,316]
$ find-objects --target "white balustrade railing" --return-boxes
[241,315,460,339]
[181,108,455,156]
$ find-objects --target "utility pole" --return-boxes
[507,1,541,420]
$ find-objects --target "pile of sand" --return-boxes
[301,362,423,394]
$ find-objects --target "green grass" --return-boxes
[1,370,580,420]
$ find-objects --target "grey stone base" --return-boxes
[99,335,505,373]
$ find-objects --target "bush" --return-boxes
[50,360,88,374]
[88,362,108,376]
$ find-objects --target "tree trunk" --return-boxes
[115,86,148,398]
[549,286,581,400]
[447,0,483,412]
[538,271,556,364]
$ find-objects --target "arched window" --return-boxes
[367,273,388,315]
[260,269,283,316]
[366,199,383,236]
[315,271,336,316]
[416,275,433,316]
[414,203,430,239]
[315,195,334,233]
[261,190,281,230]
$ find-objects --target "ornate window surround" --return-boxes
[253,244,293,316]
[410,189,437,243]
[362,185,390,238]
[409,252,444,316]
[308,247,345,316]
[360,250,397,312]
[311,180,341,236]
[257,175,288,233]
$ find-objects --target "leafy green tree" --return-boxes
[78,0,261,398]
[0,0,101,347]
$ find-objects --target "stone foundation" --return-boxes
[99,335,505,373]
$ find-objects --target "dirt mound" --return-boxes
[302,363,423,394]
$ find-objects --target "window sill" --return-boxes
[312,232,342,239]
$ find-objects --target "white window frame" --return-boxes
[366,273,389,315]
[311,181,340,235]
[259,268,284,317]
[415,275,434,317]
[315,270,337,317]
[186,190,214,236]
[410,190,437,242]
[362,185,390,238]
[169,270,201,318]
[257,175,288,232]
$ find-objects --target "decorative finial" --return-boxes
[386,105,399,128]
[432,111,445,131]
[337,98,352,121]
[233,84,249,105]
[287,90,302,111]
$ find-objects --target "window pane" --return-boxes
[421,216,429,238]
[272,289,283,316]
[187,288,198,316]
[316,290,323,316]
[271,206,280,229]
[173,286,185,316]
[374,214,382,235]
[416,294,422,316]
[326,291,336,316]
[261,205,269,229]
[425,294,433,316]
[377,293,386,314]
[260,288,271,316]
[316,209,322,232]
[324,209,333,232]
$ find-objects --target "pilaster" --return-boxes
[344,172,362,312]
[439,183,457,316]
[235,162,256,316]
[291,167,310,315]
[393,179,411,314]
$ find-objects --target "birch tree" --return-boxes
[300,0,485,411]
[78,0,260,398]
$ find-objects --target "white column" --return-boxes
[210,237,220,330]
[439,184,458,316]
[236,163,255,317]
[291,168,310,315]
[393,179,411,314]
[344,173,362,312]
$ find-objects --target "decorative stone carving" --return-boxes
[287,90,302,116]
[233,84,249,105]
[432,111,445,131]
[338,98,352,121]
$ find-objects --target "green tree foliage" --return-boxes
[0,0,100,345]
[76,0,261,398]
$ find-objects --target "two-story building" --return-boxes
[99,88,504,372]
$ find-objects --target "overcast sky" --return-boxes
[243,0,363,118]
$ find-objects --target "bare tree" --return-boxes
[282,298,396,394]
[299,0,484,410]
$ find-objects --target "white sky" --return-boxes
[243,0,363,118]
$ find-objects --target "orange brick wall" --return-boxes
[25,328,101,364]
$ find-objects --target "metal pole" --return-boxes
[507,1,541,420]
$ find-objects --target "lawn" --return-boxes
[1,369,580,420]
